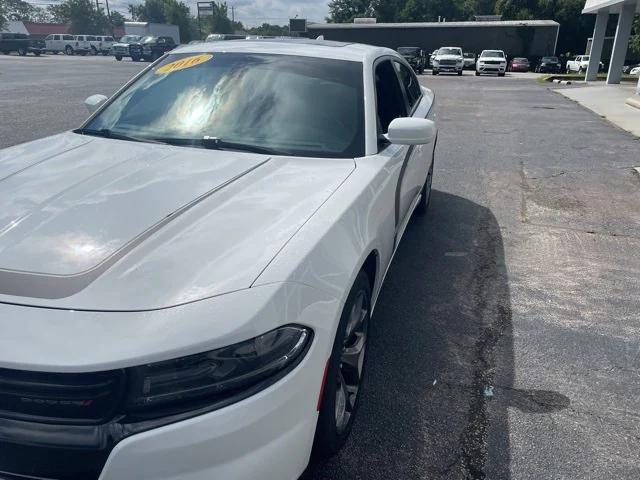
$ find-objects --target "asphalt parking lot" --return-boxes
[1,54,639,479]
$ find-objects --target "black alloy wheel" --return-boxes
[313,270,371,459]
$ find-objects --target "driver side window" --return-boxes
[374,59,408,138]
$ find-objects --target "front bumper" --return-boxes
[433,64,462,72]
[477,64,506,73]
[0,283,338,480]
[100,347,319,480]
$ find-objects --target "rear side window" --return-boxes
[63,35,74,40]
[87,36,96,41]
[106,37,114,42]
[375,60,408,135]
[394,61,422,112]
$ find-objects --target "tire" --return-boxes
[17,47,27,56]
[432,69,438,75]
[312,270,371,460]
[475,71,480,76]
[115,55,122,61]
[457,70,462,76]
[91,46,98,56]
[131,55,140,62]
[498,72,505,77]
[65,46,73,55]
[415,160,433,216]
[35,51,40,56]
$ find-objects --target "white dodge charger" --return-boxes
[0,39,437,480]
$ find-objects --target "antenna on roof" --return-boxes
[316,35,324,40]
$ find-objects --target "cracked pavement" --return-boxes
[1,57,639,480]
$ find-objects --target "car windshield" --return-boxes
[513,58,528,62]
[398,47,419,55]
[481,51,505,58]
[83,52,365,158]
[438,48,461,56]
[142,36,156,44]
[464,53,474,58]
[582,56,590,60]
[541,57,558,62]
[120,35,140,43]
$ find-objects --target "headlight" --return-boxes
[125,325,312,414]
[433,59,439,65]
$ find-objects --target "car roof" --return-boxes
[172,39,395,63]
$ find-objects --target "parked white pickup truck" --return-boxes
[431,46,464,75]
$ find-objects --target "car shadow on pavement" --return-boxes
[307,190,569,480]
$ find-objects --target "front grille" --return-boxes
[0,368,125,425]
[484,60,502,65]
[440,59,456,65]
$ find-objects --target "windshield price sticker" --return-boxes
[156,54,213,75]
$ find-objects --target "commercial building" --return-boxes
[306,20,560,58]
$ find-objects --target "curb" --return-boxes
[553,79,572,85]
[625,96,640,110]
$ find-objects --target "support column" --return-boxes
[586,9,608,81]
[607,2,636,84]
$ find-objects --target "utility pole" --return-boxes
[231,5,235,23]
[104,0,114,37]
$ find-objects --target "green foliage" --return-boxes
[246,23,289,36]
[128,0,197,42]
[48,0,108,34]
[327,0,373,23]
[629,15,640,58]
[109,10,125,27]
[0,0,51,25]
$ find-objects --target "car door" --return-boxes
[374,58,422,246]
[392,60,432,223]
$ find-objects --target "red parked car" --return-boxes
[509,57,530,72]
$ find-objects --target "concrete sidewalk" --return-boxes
[555,83,640,137]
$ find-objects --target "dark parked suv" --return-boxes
[397,46,426,74]
[129,36,176,62]
[0,33,44,56]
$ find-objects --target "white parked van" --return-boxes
[44,34,90,55]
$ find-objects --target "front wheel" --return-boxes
[475,71,480,76]
[65,46,73,55]
[432,69,438,75]
[313,270,371,460]
[498,72,505,77]
[17,47,27,56]
[457,70,463,76]
[115,55,122,61]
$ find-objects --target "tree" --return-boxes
[48,0,109,33]
[109,10,126,27]
[0,0,51,24]
[128,0,196,41]
[629,15,640,59]
[246,23,289,36]
[327,0,373,23]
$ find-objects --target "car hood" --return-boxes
[0,132,354,311]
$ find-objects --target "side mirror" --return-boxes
[84,94,108,114]
[384,117,436,145]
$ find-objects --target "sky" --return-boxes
[107,0,330,27]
